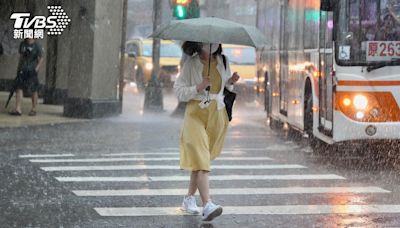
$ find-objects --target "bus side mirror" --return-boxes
[321,0,333,11]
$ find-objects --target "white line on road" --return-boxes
[19,154,75,158]
[73,186,389,196]
[226,136,271,138]
[55,174,344,182]
[41,164,306,171]
[94,204,400,216]
[101,151,247,156]
[29,157,273,163]
[160,148,268,151]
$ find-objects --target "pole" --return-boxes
[118,0,128,113]
[144,0,163,112]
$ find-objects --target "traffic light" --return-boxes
[172,0,199,20]
[173,0,189,20]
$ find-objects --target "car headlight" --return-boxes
[353,95,368,110]
[145,62,153,70]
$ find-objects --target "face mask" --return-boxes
[202,43,219,54]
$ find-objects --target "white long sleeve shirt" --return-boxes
[173,54,234,110]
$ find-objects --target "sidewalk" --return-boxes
[0,92,84,128]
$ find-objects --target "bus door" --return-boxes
[318,11,334,135]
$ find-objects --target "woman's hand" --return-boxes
[196,78,211,92]
[228,72,240,85]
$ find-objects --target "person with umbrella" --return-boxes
[151,17,267,221]
[174,41,239,221]
[8,38,43,116]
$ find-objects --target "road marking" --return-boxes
[160,148,268,151]
[227,135,271,138]
[29,157,273,163]
[41,164,306,171]
[73,186,389,196]
[55,174,344,182]
[101,151,247,156]
[19,154,75,158]
[94,204,400,216]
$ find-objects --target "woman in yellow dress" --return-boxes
[174,41,240,221]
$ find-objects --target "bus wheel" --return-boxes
[268,116,283,130]
[303,80,320,150]
[304,87,313,135]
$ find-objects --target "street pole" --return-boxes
[144,0,163,112]
[118,0,128,113]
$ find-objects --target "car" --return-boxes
[222,44,258,102]
[124,38,182,90]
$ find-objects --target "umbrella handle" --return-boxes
[206,43,212,91]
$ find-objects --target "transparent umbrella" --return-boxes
[150,17,269,48]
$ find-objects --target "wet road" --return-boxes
[1,90,400,227]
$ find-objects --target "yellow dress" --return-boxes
[180,58,229,171]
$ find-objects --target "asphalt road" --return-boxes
[1,90,400,227]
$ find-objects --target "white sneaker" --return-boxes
[181,195,200,214]
[202,200,223,221]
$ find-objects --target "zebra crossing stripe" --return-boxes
[94,204,400,216]
[41,164,306,171]
[19,154,74,158]
[55,174,345,182]
[160,148,267,151]
[73,186,389,196]
[101,151,247,156]
[29,156,273,163]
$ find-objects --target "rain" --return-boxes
[1,0,400,227]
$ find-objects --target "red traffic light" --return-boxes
[176,0,189,5]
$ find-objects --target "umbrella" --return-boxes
[150,17,269,48]
[5,71,23,108]
[4,90,14,108]
[150,17,269,121]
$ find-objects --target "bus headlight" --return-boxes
[145,62,153,70]
[342,98,351,106]
[353,95,368,110]
[356,111,365,119]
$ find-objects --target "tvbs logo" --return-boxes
[10,6,70,39]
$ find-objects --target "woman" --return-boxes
[174,41,240,221]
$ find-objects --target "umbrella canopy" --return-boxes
[150,17,269,48]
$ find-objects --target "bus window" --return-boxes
[304,0,320,49]
[336,0,400,65]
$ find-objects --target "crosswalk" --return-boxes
[18,146,400,220]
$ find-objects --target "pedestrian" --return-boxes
[174,41,240,221]
[9,38,43,116]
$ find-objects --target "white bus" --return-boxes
[256,0,400,145]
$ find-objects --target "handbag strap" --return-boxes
[221,54,227,70]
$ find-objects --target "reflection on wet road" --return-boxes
[2,91,400,227]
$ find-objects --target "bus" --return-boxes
[256,0,400,145]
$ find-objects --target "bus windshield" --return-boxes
[336,0,400,66]
[223,47,256,65]
[143,43,182,58]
